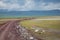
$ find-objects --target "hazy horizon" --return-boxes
[0,0,60,18]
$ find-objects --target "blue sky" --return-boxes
[0,0,60,11]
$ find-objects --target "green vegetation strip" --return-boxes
[20,20,60,30]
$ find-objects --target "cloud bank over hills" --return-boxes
[0,0,60,11]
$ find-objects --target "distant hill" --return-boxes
[0,9,60,18]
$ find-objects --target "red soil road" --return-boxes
[0,20,42,40]
[0,20,22,40]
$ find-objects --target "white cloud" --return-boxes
[0,0,60,11]
[0,1,20,10]
[21,0,35,11]
[0,1,7,9]
[0,0,35,11]
[39,3,60,10]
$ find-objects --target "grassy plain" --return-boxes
[0,16,60,40]
[20,16,60,40]
[20,16,60,30]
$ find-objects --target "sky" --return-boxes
[0,0,60,11]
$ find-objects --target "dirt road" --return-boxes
[0,20,41,40]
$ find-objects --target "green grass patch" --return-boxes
[20,20,60,30]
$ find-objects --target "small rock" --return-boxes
[35,29,39,32]
[30,37,34,39]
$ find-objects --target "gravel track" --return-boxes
[0,20,42,40]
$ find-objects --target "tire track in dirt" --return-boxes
[0,21,15,40]
[0,21,10,35]
[0,20,42,40]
